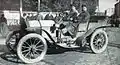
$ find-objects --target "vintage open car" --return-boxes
[5,0,109,64]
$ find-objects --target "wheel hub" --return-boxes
[94,35,105,50]
[29,45,36,52]
[96,39,102,44]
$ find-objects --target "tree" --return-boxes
[22,0,98,15]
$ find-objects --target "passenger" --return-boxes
[78,5,90,23]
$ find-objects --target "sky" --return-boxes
[99,0,118,12]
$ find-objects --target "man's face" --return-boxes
[82,6,87,11]
[72,6,76,11]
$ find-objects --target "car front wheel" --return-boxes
[17,33,47,63]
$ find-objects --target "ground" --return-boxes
[0,27,119,65]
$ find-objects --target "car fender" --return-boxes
[84,25,105,38]
[76,25,106,47]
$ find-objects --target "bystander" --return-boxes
[0,14,7,32]
[0,14,8,37]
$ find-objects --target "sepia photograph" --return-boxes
[0,0,120,65]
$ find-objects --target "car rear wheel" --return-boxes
[90,29,108,54]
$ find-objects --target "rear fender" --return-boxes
[76,26,106,47]
[84,26,104,38]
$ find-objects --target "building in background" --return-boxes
[96,0,119,16]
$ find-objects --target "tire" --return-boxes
[1,23,9,37]
[6,31,20,53]
[17,33,47,63]
[90,29,108,54]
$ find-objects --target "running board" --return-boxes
[57,43,80,48]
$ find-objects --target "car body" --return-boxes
[5,0,109,64]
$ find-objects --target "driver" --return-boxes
[60,4,79,38]
[67,4,79,21]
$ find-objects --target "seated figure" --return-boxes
[62,4,90,38]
